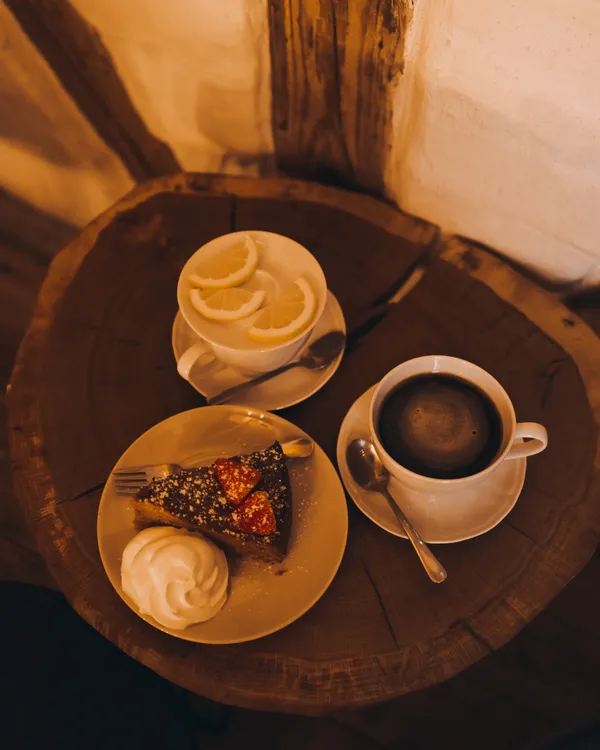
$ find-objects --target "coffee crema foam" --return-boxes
[377,374,503,480]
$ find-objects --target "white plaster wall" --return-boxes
[73,0,274,175]
[389,0,600,284]
[0,0,272,228]
[4,0,600,285]
[0,4,133,226]
[69,0,600,283]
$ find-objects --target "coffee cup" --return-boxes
[369,355,548,494]
[176,231,327,378]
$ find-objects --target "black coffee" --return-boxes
[377,374,503,479]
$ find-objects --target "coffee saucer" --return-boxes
[336,386,527,544]
[172,291,346,411]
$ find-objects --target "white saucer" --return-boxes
[336,386,527,544]
[172,291,346,411]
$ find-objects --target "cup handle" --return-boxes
[177,342,217,382]
[505,422,548,460]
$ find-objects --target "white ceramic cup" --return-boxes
[176,231,328,378]
[369,355,548,494]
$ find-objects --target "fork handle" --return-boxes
[382,488,447,584]
[207,360,300,405]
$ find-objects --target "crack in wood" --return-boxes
[0,531,40,555]
[370,255,426,309]
[498,327,538,362]
[372,228,443,307]
[359,555,400,650]
[57,482,105,505]
[346,303,390,352]
[523,470,598,567]
[470,306,515,339]
[457,619,494,653]
[540,357,570,409]
[346,229,443,351]
[505,519,538,545]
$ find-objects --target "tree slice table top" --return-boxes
[8,174,600,714]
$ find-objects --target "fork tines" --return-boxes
[112,467,150,477]
[112,479,147,495]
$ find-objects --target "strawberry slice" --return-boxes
[214,459,262,505]
[232,491,276,536]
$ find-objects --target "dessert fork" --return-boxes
[111,437,314,495]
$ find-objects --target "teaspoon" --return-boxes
[346,438,447,583]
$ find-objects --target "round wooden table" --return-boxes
[9,174,600,714]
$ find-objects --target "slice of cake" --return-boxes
[132,441,292,562]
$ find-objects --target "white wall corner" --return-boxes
[386,0,600,286]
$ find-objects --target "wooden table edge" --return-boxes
[7,178,600,714]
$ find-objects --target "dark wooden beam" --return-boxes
[267,0,412,194]
[0,188,77,261]
[3,0,181,182]
[0,188,77,383]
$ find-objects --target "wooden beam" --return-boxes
[3,0,181,182]
[0,189,76,384]
[268,0,412,193]
[0,188,77,261]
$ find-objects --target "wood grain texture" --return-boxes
[3,0,181,181]
[337,570,600,750]
[8,175,600,714]
[0,197,73,588]
[268,0,411,192]
[0,392,55,589]
[335,248,600,750]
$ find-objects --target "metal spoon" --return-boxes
[346,438,447,583]
[207,330,346,406]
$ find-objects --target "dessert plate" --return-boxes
[172,291,346,411]
[337,386,527,544]
[97,406,348,643]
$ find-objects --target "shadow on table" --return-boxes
[545,726,600,750]
[0,582,198,750]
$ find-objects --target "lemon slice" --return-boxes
[248,278,316,344]
[189,236,259,289]
[190,287,265,322]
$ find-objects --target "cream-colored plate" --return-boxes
[172,291,346,411]
[97,406,348,643]
[337,386,527,544]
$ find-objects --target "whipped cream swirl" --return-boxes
[121,527,229,629]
